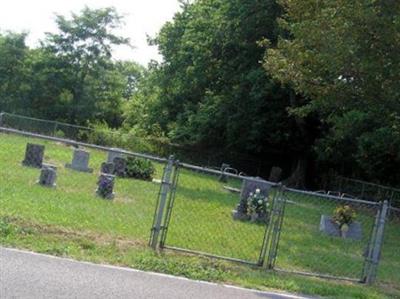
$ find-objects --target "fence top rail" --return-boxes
[389,206,400,213]
[2,112,93,131]
[0,126,168,163]
[1,125,282,185]
[285,187,381,206]
[179,161,279,185]
[338,176,400,193]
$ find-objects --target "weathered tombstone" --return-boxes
[107,148,124,163]
[96,173,115,200]
[319,215,362,240]
[22,143,45,168]
[269,166,283,183]
[65,149,93,173]
[232,177,271,220]
[218,163,230,183]
[113,157,127,177]
[38,164,57,188]
[101,162,115,174]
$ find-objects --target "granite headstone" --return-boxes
[66,149,93,173]
[113,157,127,177]
[38,164,57,188]
[101,162,115,174]
[232,177,271,220]
[22,143,45,168]
[96,173,115,200]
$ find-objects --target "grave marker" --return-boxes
[22,143,44,168]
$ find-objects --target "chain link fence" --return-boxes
[1,116,399,288]
[271,189,381,281]
[377,206,400,290]
[158,164,278,265]
[0,127,166,243]
[330,175,400,208]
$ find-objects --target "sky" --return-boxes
[0,0,181,66]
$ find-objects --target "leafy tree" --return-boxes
[41,6,130,126]
[264,0,400,184]
[126,0,312,179]
[0,32,30,114]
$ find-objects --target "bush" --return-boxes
[126,157,155,181]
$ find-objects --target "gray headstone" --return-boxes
[101,162,115,174]
[107,148,124,163]
[232,177,271,220]
[66,149,93,173]
[319,215,362,240]
[269,166,283,182]
[113,157,127,177]
[22,143,45,168]
[96,173,115,200]
[38,164,57,188]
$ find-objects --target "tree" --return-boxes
[0,32,30,114]
[126,0,312,177]
[42,6,130,126]
[264,0,400,184]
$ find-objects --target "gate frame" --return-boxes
[156,162,280,267]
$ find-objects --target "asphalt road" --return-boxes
[0,247,310,299]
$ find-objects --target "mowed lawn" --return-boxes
[0,131,399,298]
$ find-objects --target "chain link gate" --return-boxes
[150,158,283,266]
[149,158,389,284]
[267,188,388,283]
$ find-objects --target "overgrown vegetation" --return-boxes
[125,157,155,181]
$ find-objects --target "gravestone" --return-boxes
[113,157,127,177]
[22,143,45,168]
[218,163,230,183]
[96,173,115,200]
[38,164,57,188]
[101,162,114,174]
[107,148,124,163]
[232,177,271,220]
[66,149,93,173]
[319,215,362,240]
[269,166,283,182]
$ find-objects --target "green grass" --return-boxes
[0,132,399,299]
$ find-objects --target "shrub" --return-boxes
[126,157,155,181]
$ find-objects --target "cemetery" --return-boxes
[0,131,399,298]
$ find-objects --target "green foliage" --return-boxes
[0,7,142,129]
[125,157,155,181]
[265,0,400,184]
[125,0,301,158]
[0,32,30,114]
[332,205,356,229]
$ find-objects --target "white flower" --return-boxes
[249,192,253,197]
[258,200,263,205]
[255,189,261,194]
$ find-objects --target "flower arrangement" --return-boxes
[247,188,269,219]
[332,204,356,236]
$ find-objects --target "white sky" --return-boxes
[0,0,181,66]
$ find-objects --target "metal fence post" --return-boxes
[149,155,175,250]
[365,200,389,284]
